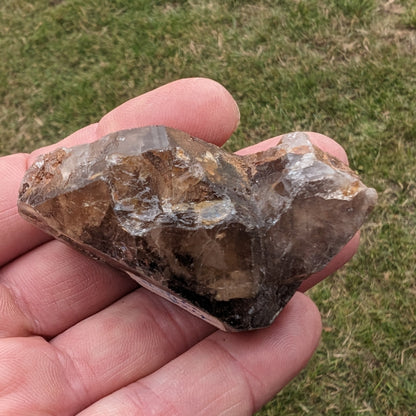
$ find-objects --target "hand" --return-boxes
[0,78,358,415]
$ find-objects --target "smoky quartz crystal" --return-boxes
[18,126,377,330]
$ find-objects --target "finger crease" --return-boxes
[204,337,262,413]
[139,298,186,358]
[0,281,38,336]
[133,378,182,416]
[149,294,199,350]
[52,343,96,412]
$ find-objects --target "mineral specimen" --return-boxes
[18,126,377,331]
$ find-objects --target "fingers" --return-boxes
[28,77,239,162]
[0,240,137,337]
[0,292,319,415]
[50,290,215,412]
[0,336,75,415]
[77,292,322,416]
[95,77,240,147]
[0,283,33,337]
[0,289,214,415]
[236,131,349,165]
[0,78,240,266]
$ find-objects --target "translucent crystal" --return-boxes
[18,127,377,331]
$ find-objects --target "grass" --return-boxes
[1,0,415,414]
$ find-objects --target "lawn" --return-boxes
[1,0,415,414]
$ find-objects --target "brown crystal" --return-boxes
[18,126,377,331]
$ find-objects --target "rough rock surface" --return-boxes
[18,126,377,331]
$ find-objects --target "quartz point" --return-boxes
[18,126,377,331]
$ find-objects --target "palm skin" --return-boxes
[0,78,358,415]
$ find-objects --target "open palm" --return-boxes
[0,78,358,415]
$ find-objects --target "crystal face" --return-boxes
[18,126,377,331]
